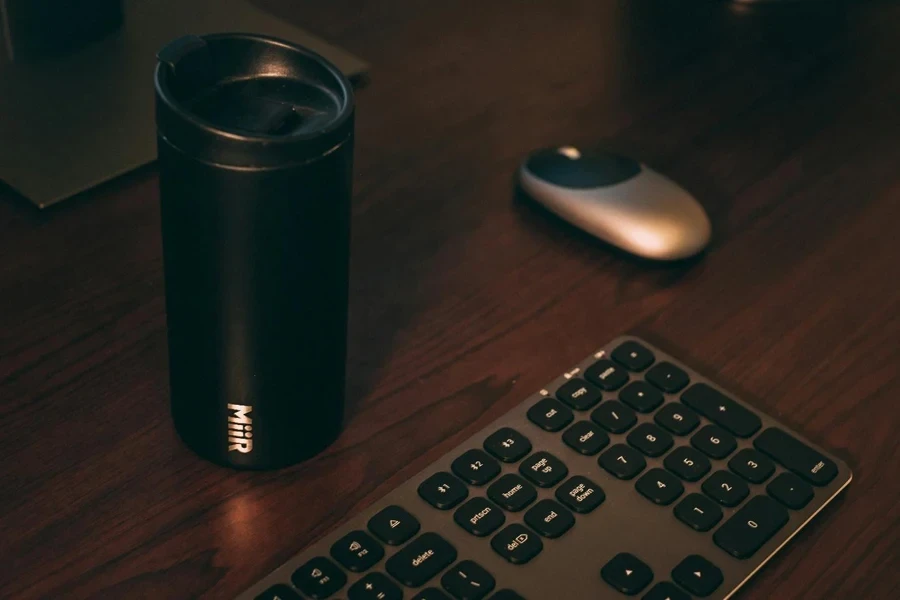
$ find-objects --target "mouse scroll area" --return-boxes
[525,147,642,189]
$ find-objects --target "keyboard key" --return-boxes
[674,494,723,532]
[556,475,606,513]
[654,403,700,435]
[590,401,637,433]
[453,497,505,537]
[292,557,347,599]
[691,425,736,459]
[713,495,789,559]
[636,468,684,505]
[728,448,775,484]
[645,362,689,393]
[563,420,609,455]
[627,423,673,457]
[682,383,761,438]
[526,397,573,431]
[519,451,568,487]
[611,340,655,371]
[642,581,690,600]
[754,427,838,486]
[349,572,403,600]
[664,446,711,481]
[487,591,524,600]
[556,378,603,410]
[441,560,495,600]
[483,428,532,463]
[413,589,452,600]
[452,449,501,485]
[368,505,420,546]
[385,532,457,587]
[255,584,302,600]
[601,552,654,595]
[767,472,814,509]
[524,499,575,538]
[487,474,537,511]
[491,524,543,564]
[585,359,629,390]
[702,471,750,507]
[598,444,646,480]
[419,472,468,510]
[671,555,723,597]
[331,530,384,572]
[619,381,664,412]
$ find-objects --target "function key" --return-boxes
[563,420,610,455]
[524,499,575,538]
[635,468,684,505]
[681,383,762,437]
[691,425,737,459]
[483,428,532,463]
[645,362,690,393]
[767,472,814,510]
[556,378,603,410]
[292,556,347,599]
[368,505,420,546]
[491,523,543,564]
[385,532,457,587]
[255,584,303,600]
[674,493,723,532]
[453,497,506,537]
[619,381,664,413]
[598,444,646,480]
[626,423,673,457]
[413,589,452,600]
[348,572,403,600]
[655,403,700,435]
[527,397,573,431]
[601,552,654,595]
[671,555,723,598]
[331,530,384,572]
[713,495,789,559]
[585,359,629,390]
[487,474,537,512]
[729,448,775,484]
[519,451,568,487]
[754,427,838,486]
[487,591,525,600]
[590,401,637,434]
[452,449,501,485]
[664,446,711,482]
[556,475,606,514]
[642,581,690,600]
[611,340,655,372]
[441,560,495,600]
[702,470,750,507]
[419,472,468,510]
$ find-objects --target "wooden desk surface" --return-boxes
[1,1,898,598]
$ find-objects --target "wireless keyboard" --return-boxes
[239,336,852,600]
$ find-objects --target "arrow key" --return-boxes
[672,555,723,597]
[441,560,495,600]
[642,581,690,600]
[601,552,653,595]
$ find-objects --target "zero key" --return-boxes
[713,495,789,559]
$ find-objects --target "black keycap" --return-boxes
[487,591,524,600]
[385,532,457,587]
[331,530,385,572]
[563,420,609,455]
[655,403,700,435]
[590,401,637,433]
[349,572,403,600]
[754,427,838,486]
[441,560,495,600]
[702,470,750,507]
[584,359,629,390]
[728,448,775,484]
[556,475,606,513]
[627,423,673,457]
[487,474,537,512]
[767,472,814,509]
[255,584,303,600]
[681,383,762,438]
[483,428,532,463]
[642,582,690,600]
[636,468,684,505]
[452,449,501,485]
[491,524,543,564]
[713,495,789,559]
[556,378,603,410]
[419,472,468,510]
[674,493,723,532]
[368,505,421,546]
[619,381,664,413]
[664,446,711,482]
[292,557,347,599]
[611,340,655,372]
[519,451,568,487]
[524,499,575,538]
[601,552,654,595]
[453,497,505,537]
[691,425,737,459]
[598,444,647,480]
[645,362,689,393]
[672,555,723,597]
[413,589,452,600]
[526,397,573,431]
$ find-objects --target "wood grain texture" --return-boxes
[1,1,899,598]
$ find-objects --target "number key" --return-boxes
[598,444,646,480]
[674,493,723,532]
[702,470,749,507]
[483,428,531,463]
[691,425,736,459]
[635,468,684,505]
[452,449,501,485]
[729,448,775,484]
[664,446,711,482]
[655,403,700,435]
[626,422,673,457]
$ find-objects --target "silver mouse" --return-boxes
[518,146,711,260]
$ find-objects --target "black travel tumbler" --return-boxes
[154,33,355,469]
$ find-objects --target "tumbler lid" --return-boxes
[155,33,354,167]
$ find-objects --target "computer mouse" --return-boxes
[518,146,711,260]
